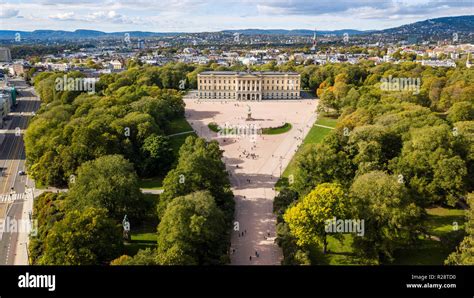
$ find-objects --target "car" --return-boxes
[18,170,26,176]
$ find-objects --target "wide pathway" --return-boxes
[184,95,318,265]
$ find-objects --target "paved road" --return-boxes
[0,78,40,265]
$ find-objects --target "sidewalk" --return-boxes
[13,189,39,265]
[0,117,13,146]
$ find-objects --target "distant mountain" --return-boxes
[221,29,372,36]
[0,29,178,40]
[380,15,474,35]
[0,15,472,41]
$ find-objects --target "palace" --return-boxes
[197,71,300,100]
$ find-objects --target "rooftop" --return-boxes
[198,71,299,76]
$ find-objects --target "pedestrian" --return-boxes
[255,251,258,257]
[249,256,252,261]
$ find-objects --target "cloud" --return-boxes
[0,8,19,18]
[49,12,77,21]
[1,0,472,32]
[255,0,392,15]
[255,0,474,18]
[87,10,140,24]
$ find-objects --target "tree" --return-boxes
[156,191,227,265]
[394,125,467,206]
[29,192,67,264]
[273,188,299,222]
[452,121,474,192]
[67,155,145,221]
[350,171,421,263]
[445,193,474,265]
[347,124,402,175]
[341,87,360,108]
[284,183,348,254]
[140,134,173,177]
[26,66,186,187]
[111,248,158,265]
[445,235,474,265]
[319,88,338,113]
[293,143,353,197]
[158,136,234,219]
[447,101,474,123]
[38,207,123,265]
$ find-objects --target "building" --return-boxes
[0,89,13,128]
[421,59,456,68]
[12,63,25,76]
[197,71,300,101]
[109,60,123,70]
[49,63,69,71]
[0,48,12,62]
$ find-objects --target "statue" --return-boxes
[246,105,252,121]
[122,215,131,241]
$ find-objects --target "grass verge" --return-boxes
[262,123,292,135]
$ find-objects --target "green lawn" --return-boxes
[308,234,362,265]
[262,123,292,135]
[138,177,164,190]
[308,207,467,265]
[425,207,466,238]
[124,194,159,256]
[165,117,193,135]
[276,116,337,189]
[124,231,157,256]
[137,117,196,190]
[393,207,466,265]
[165,117,197,155]
[208,122,220,132]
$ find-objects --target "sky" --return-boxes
[0,0,473,32]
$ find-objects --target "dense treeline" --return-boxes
[26,66,185,186]
[112,136,234,265]
[27,63,234,265]
[29,155,138,265]
[275,61,474,264]
[8,45,81,60]
[311,61,473,113]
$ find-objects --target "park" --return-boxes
[184,94,318,264]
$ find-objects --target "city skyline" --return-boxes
[1,0,473,32]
